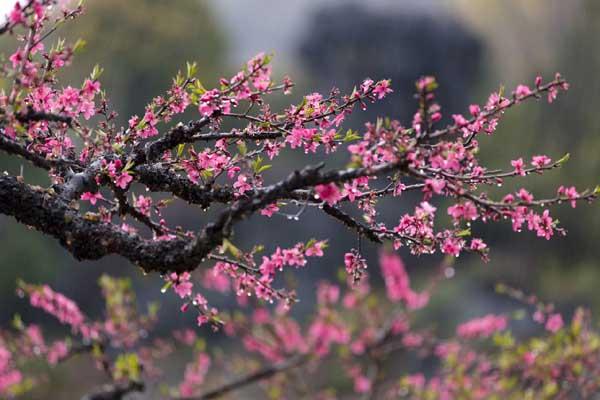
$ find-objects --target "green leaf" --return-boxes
[221,239,241,259]
[160,281,172,293]
[252,156,272,174]
[343,129,361,142]
[200,169,213,180]
[114,353,140,382]
[193,80,206,95]
[12,314,23,331]
[493,331,514,348]
[147,302,160,318]
[195,338,206,352]
[176,143,186,158]
[122,159,136,172]
[237,141,248,156]
[257,165,272,174]
[111,143,124,154]
[512,309,526,320]
[186,61,198,79]
[73,39,87,53]
[456,228,471,237]
[556,152,570,165]
[90,64,104,80]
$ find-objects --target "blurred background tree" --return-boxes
[58,0,226,122]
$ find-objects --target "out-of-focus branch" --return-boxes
[178,354,309,400]
[80,380,144,400]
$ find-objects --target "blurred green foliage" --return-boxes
[462,0,600,309]
[57,0,226,121]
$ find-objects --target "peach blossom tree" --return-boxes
[0,1,598,399]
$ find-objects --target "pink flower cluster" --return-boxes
[0,345,21,395]
[379,252,428,309]
[456,314,508,339]
[179,352,210,397]
[27,284,87,334]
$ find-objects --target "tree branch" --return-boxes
[178,355,308,400]
[80,380,144,400]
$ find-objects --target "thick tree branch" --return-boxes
[0,159,407,274]
[0,175,199,273]
[135,164,235,209]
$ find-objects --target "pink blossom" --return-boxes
[316,282,340,305]
[511,158,525,176]
[233,174,251,196]
[531,155,552,168]
[545,313,563,333]
[441,236,463,257]
[406,374,426,389]
[533,310,545,323]
[447,201,478,222]
[344,250,367,283]
[134,195,152,216]
[535,209,554,240]
[28,285,86,333]
[305,241,326,257]
[198,89,221,117]
[308,317,350,356]
[260,203,279,217]
[315,183,342,206]
[360,78,374,94]
[170,272,193,299]
[8,3,25,25]
[343,181,362,202]
[514,84,532,98]
[524,351,537,366]
[470,238,487,251]
[9,49,23,69]
[252,70,271,91]
[202,267,230,293]
[452,114,468,127]
[179,353,211,397]
[373,79,393,99]
[548,86,558,103]
[558,185,579,208]
[80,192,103,205]
[517,188,534,203]
[115,173,133,189]
[0,345,21,394]
[379,251,428,309]
[3,126,16,140]
[47,341,68,365]
[423,178,446,199]
[82,79,101,98]
[353,374,372,393]
[402,332,424,347]
[457,314,507,339]
[469,104,480,117]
